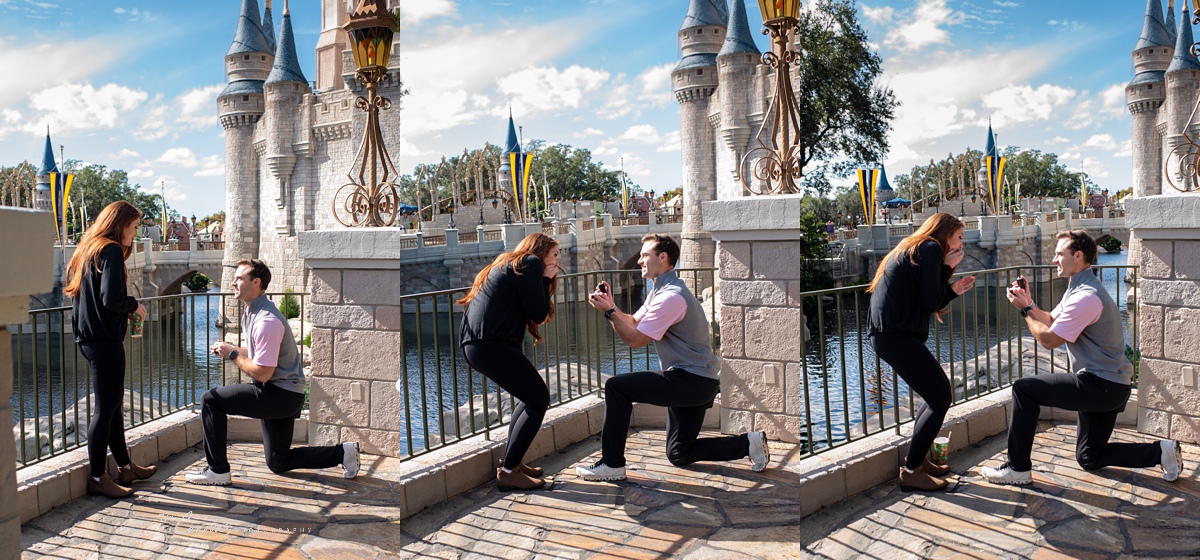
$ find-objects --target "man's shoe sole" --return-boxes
[580,474,626,481]
[985,478,1032,486]
[185,477,232,486]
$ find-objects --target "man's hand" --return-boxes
[588,281,614,312]
[210,341,234,359]
[951,275,976,295]
[134,303,148,321]
[1005,277,1033,309]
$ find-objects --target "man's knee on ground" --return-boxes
[666,445,693,467]
[266,451,289,474]
[1076,450,1103,471]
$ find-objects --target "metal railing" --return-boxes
[483,230,503,242]
[12,291,307,469]
[423,235,446,247]
[790,264,1138,456]
[459,232,478,244]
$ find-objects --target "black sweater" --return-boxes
[460,255,552,348]
[867,240,958,342]
[72,243,138,342]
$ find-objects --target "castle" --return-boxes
[218,0,402,294]
[1127,0,1200,198]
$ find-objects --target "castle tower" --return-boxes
[217,0,273,303]
[1127,0,1172,198]
[673,0,727,270]
[262,0,278,55]
[1167,0,1178,46]
[315,0,349,91]
[716,0,760,199]
[1164,2,1200,189]
[34,129,56,212]
[264,1,310,237]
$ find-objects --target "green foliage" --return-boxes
[60,161,175,226]
[302,332,312,348]
[1125,345,1140,389]
[798,212,835,293]
[280,287,301,320]
[526,141,626,202]
[1100,237,1122,252]
[184,272,212,292]
[792,0,898,193]
[1002,148,1097,199]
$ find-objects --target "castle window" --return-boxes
[698,69,703,75]
[243,55,250,61]
[697,29,702,35]
[261,56,266,61]
[243,95,250,101]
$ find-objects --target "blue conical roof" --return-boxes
[266,7,308,84]
[1136,0,1172,50]
[1168,4,1200,72]
[718,0,760,57]
[877,164,893,192]
[681,0,728,31]
[228,0,272,56]
[38,130,57,176]
[1166,0,1178,45]
[262,0,277,55]
[985,124,998,158]
[504,112,520,154]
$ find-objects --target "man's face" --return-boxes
[232,265,263,302]
[637,241,669,279]
[1052,239,1085,278]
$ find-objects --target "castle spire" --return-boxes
[680,0,729,31]
[1136,0,1172,50]
[265,4,307,84]
[1167,2,1200,72]
[504,111,521,155]
[262,0,278,55]
[227,0,272,56]
[39,127,57,177]
[1166,0,1178,45]
[718,0,760,57]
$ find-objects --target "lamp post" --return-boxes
[447,202,455,228]
[478,204,485,225]
[740,0,804,195]
[331,1,400,227]
[836,210,842,227]
[572,195,579,218]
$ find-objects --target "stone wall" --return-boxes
[1126,195,1200,444]
[1,207,55,558]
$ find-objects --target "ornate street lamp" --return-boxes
[447,201,455,228]
[478,204,485,225]
[332,1,400,227]
[740,0,804,195]
[572,195,579,218]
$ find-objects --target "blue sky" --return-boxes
[0,0,1152,217]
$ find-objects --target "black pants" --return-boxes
[1007,372,1162,472]
[463,340,551,470]
[601,368,749,468]
[200,381,344,474]
[80,340,132,478]
[871,332,953,471]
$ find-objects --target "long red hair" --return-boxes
[64,201,141,298]
[867,211,963,294]
[457,232,559,341]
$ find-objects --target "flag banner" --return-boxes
[522,152,534,220]
[985,155,1006,212]
[49,172,61,241]
[509,152,521,219]
[856,169,878,225]
[621,172,629,216]
[995,157,1006,210]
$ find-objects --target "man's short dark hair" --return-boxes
[641,233,680,267]
[1056,229,1097,265]
[236,258,272,290]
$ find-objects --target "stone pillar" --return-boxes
[702,195,808,443]
[1126,195,1200,444]
[0,208,55,557]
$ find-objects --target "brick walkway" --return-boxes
[20,431,802,559]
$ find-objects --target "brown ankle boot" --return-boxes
[922,457,951,477]
[898,466,948,492]
[499,459,544,478]
[496,467,546,492]
[87,473,134,499]
[118,463,158,486]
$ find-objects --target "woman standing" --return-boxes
[459,233,559,491]
[65,201,155,498]
[867,212,976,491]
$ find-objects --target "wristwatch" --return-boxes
[228,349,239,362]
[1020,305,1034,317]
[604,307,617,320]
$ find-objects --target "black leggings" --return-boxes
[870,332,952,471]
[80,340,131,478]
[463,340,550,470]
[200,381,344,474]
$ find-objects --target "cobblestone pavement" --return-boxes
[20,431,803,559]
[801,422,1200,559]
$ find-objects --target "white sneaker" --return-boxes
[185,467,232,486]
[748,431,770,472]
[343,442,360,479]
[576,461,626,481]
[981,462,1032,485]
[1161,440,1183,482]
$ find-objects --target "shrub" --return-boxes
[280,287,301,320]
[184,272,212,292]
[1100,237,1122,252]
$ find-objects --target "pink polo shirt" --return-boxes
[634,291,688,341]
[1050,290,1103,343]
[244,309,286,368]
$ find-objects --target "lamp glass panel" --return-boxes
[348,26,394,69]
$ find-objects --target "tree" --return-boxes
[527,142,627,202]
[1001,147,1097,199]
[60,161,172,225]
[799,212,834,293]
[789,0,898,193]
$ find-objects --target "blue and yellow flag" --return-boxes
[856,169,879,225]
[48,172,74,242]
[984,123,1005,211]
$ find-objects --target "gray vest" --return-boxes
[1059,268,1133,386]
[647,271,721,379]
[243,295,305,394]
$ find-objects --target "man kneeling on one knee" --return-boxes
[577,234,769,481]
[983,230,1183,485]
[187,258,359,485]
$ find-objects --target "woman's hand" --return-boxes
[945,247,965,269]
[951,275,976,295]
[542,261,558,279]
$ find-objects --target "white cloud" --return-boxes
[598,83,634,120]
[887,0,963,52]
[175,85,222,129]
[637,63,675,107]
[0,36,127,110]
[24,82,147,134]
[1078,134,1118,151]
[399,0,455,25]
[496,65,609,117]
[617,124,661,144]
[861,4,895,25]
[1047,136,1070,145]
[657,130,681,153]
[980,84,1076,127]
[156,147,198,168]
[110,148,139,159]
[994,1,1021,7]
[194,155,223,177]
[576,127,604,138]
[1115,139,1132,157]
[128,168,154,179]
[1097,84,1127,118]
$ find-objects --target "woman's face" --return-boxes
[945,227,964,253]
[121,219,138,247]
[541,247,559,276]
